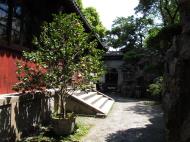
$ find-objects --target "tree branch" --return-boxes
[172,6,179,22]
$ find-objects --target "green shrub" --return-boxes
[123,49,145,61]
[13,13,105,118]
[21,122,91,142]
[147,76,163,96]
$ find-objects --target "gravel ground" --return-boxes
[77,96,166,142]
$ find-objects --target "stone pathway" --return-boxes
[77,97,165,142]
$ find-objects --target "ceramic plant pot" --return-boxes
[52,114,76,136]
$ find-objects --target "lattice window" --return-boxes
[0,0,8,39]
[0,0,23,44]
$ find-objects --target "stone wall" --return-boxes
[0,91,56,141]
[163,0,190,142]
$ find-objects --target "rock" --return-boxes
[163,1,190,141]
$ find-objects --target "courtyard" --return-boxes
[79,95,165,142]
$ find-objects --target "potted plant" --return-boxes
[13,13,105,136]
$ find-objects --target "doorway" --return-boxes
[105,68,118,91]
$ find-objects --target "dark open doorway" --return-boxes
[105,68,118,91]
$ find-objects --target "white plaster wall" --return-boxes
[101,60,124,87]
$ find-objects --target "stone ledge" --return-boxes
[0,89,58,106]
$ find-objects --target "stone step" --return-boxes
[78,92,97,100]
[100,99,114,115]
[86,94,103,105]
[70,90,115,117]
[72,91,85,96]
[93,97,108,109]
[99,98,109,109]
[73,90,82,94]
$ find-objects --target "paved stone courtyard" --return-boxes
[77,96,165,142]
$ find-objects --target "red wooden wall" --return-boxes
[0,47,22,94]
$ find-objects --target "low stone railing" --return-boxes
[0,90,58,141]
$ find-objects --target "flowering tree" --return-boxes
[14,13,105,118]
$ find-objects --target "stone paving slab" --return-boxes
[77,97,165,142]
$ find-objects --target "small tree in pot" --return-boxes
[13,13,105,135]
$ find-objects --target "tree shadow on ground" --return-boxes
[105,97,165,142]
[124,101,163,118]
[105,117,166,142]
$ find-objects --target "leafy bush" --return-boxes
[147,76,163,96]
[21,122,91,142]
[144,27,161,49]
[145,24,182,49]
[13,13,105,118]
[123,49,145,61]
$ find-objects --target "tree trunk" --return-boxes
[179,0,190,33]
[58,89,67,118]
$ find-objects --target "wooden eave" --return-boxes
[65,0,107,51]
